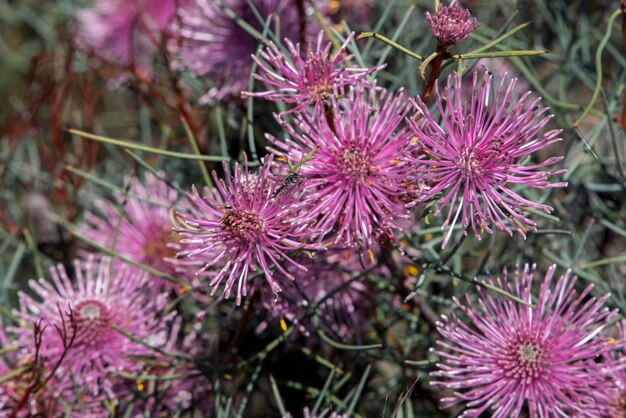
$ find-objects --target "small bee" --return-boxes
[271,172,305,200]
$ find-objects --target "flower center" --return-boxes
[142,223,176,266]
[518,342,541,363]
[337,146,373,182]
[456,138,511,181]
[74,300,112,347]
[303,53,333,100]
[220,210,265,243]
[507,340,546,384]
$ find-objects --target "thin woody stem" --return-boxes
[420,47,448,103]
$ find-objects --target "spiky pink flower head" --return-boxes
[430,264,617,418]
[425,1,477,47]
[407,72,566,248]
[597,320,626,417]
[76,0,179,71]
[173,154,321,305]
[0,327,12,416]
[258,251,373,341]
[171,0,312,101]
[79,172,183,290]
[245,31,379,114]
[269,83,415,248]
[10,256,172,400]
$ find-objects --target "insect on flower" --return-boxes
[272,172,306,200]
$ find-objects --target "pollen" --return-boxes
[405,265,419,276]
[280,318,288,332]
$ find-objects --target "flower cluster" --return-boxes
[246,31,379,113]
[170,0,309,101]
[430,264,617,417]
[5,256,172,412]
[267,83,415,248]
[407,72,566,248]
[174,155,321,305]
[8,1,615,417]
[78,172,184,290]
[425,0,477,47]
[76,0,179,71]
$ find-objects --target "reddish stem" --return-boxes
[420,48,448,104]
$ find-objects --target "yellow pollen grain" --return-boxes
[424,233,433,242]
[280,318,288,332]
[369,249,375,263]
[607,338,616,345]
[411,136,420,142]
[329,0,340,8]
[137,381,144,392]
[480,225,485,234]
[390,159,401,164]
[405,265,419,276]
[276,156,286,162]
[431,164,439,169]
[424,215,430,225]
[179,284,191,293]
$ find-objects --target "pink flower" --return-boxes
[79,173,183,290]
[425,1,477,47]
[0,327,14,416]
[10,256,172,401]
[598,320,626,417]
[171,0,311,101]
[76,0,179,69]
[407,72,566,248]
[246,31,378,114]
[269,83,415,248]
[173,155,320,305]
[430,264,617,417]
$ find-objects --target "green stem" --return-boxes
[181,117,212,187]
[68,129,230,162]
[69,229,183,285]
[356,31,424,61]
[117,372,202,381]
[0,365,29,384]
[404,359,433,366]
[317,328,384,351]
[573,8,623,128]
[466,22,530,54]
[581,255,626,269]
[111,325,190,361]
[453,50,546,60]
